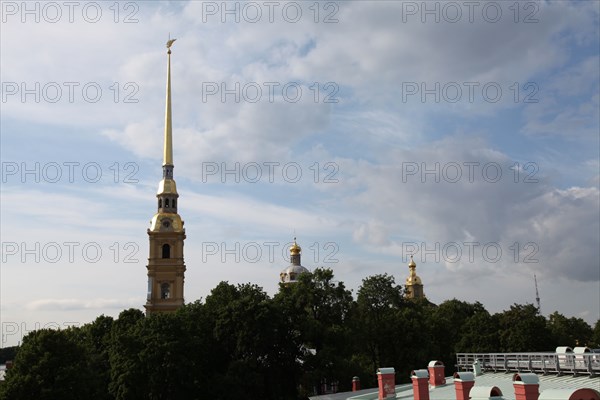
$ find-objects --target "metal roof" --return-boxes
[310,372,600,400]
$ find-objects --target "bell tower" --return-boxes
[144,38,186,314]
[405,256,424,299]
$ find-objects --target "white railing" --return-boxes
[456,352,600,376]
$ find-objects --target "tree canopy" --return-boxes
[1,268,596,399]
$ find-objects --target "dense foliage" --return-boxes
[1,269,598,399]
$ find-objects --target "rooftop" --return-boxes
[310,373,599,400]
[309,352,600,400]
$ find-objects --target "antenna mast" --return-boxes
[534,274,541,313]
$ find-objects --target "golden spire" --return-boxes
[154,38,179,206]
[409,255,416,268]
[150,39,184,232]
[163,38,176,167]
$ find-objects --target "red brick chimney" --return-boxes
[352,376,361,392]
[411,369,430,400]
[377,368,395,399]
[453,371,475,400]
[513,373,539,400]
[428,360,446,387]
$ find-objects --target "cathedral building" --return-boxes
[144,40,186,314]
[405,255,424,299]
[279,238,310,284]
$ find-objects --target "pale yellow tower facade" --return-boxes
[405,256,424,299]
[144,39,186,314]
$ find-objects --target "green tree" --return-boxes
[547,312,593,347]
[591,320,600,348]
[4,279,595,400]
[108,308,147,400]
[0,347,18,364]
[355,274,404,375]
[456,308,500,353]
[75,315,114,400]
[175,300,221,397]
[497,303,552,351]
[427,300,489,368]
[394,300,436,381]
[206,282,300,400]
[275,268,354,395]
[1,328,98,400]
[138,313,202,400]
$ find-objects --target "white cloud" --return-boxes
[1,1,598,343]
[25,298,140,311]
[316,136,599,283]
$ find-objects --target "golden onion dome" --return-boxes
[406,255,422,285]
[408,255,416,268]
[290,239,301,255]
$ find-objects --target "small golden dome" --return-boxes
[290,238,301,255]
[408,255,416,268]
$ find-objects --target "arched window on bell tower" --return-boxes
[165,198,170,208]
[162,244,170,259]
[158,199,162,208]
[160,282,170,299]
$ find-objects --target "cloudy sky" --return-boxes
[1,0,598,347]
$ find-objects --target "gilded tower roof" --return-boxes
[405,255,423,285]
[150,39,183,233]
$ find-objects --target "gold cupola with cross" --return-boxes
[405,255,424,299]
[279,238,310,284]
[144,38,186,314]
